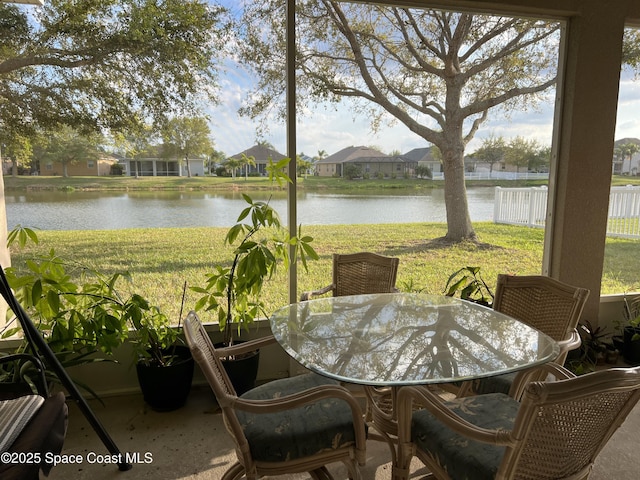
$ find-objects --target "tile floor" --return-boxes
[45,384,640,480]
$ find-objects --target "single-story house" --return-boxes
[315,146,417,177]
[227,145,288,176]
[120,157,205,177]
[39,156,118,176]
[402,147,442,175]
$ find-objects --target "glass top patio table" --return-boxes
[269,292,560,387]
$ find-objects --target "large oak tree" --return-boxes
[0,0,227,312]
[239,1,562,242]
[0,0,227,136]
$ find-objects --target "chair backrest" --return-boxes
[502,366,640,479]
[492,274,588,360]
[332,252,399,297]
[183,311,249,457]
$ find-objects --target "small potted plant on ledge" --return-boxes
[127,283,194,411]
[192,158,318,393]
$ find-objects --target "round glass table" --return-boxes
[269,292,560,387]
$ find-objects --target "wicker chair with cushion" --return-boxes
[299,252,399,432]
[394,363,640,480]
[459,274,589,397]
[183,311,367,480]
[0,354,68,480]
[300,252,399,301]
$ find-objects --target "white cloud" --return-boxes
[207,73,640,157]
[616,79,640,140]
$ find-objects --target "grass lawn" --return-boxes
[8,222,640,324]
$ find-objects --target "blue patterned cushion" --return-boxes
[237,373,362,462]
[474,372,516,395]
[411,393,519,480]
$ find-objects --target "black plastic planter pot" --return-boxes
[623,326,640,366]
[136,346,194,411]
[216,343,260,395]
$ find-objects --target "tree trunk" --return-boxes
[440,143,477,243]
[11,160,17,177]
[0,169,11,330]
[62,162,69,178]
[185,155,192,178]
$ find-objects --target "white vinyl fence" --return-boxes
[432,172,549,181]
[494,185,640,239]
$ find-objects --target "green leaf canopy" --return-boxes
[0,0,228,136]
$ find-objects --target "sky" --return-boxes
[207,1,640,158]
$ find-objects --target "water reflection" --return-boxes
[270,293,558,386]
[5,188,497,230]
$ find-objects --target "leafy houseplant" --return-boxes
[192,159,317,389]
[125,282,187,368]
[2,227,129,397]
[127,283,194,411]
[2,226,189,405]
[621,294,640,365]
[443,266,494,307]
[565,320,615,375]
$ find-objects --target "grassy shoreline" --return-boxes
[3,174,555,192]
[8,223,640,323]
[4,174,639,194]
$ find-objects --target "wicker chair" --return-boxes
[0,354,68,480]
[394,363,640,480]
[299,252,399,425]
[300,252,399,301]
[183,311,367,480]
[458,274,589,396]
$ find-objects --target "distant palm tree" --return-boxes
[239,153,256,180]
[617,142,640,175]
[296,156,313,177]
[256,139,275,149]
[314,149,327,161]
[225,157,242,178]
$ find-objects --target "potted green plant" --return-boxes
[443,266,494,307]
[3,226,192,409]
[568,319,616,373]
[622,294,640,365]
[126,286,194,411]
[2,227,130,398]
[192,158,317,393]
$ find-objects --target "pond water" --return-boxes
[5,187,497,231]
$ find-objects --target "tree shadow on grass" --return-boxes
[385,236,506,256]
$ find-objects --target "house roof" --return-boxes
[229,145,287,163]
[614,138,640,148]
[402,147,438,163]
[317,146,388,164]
[344,155,416,164]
